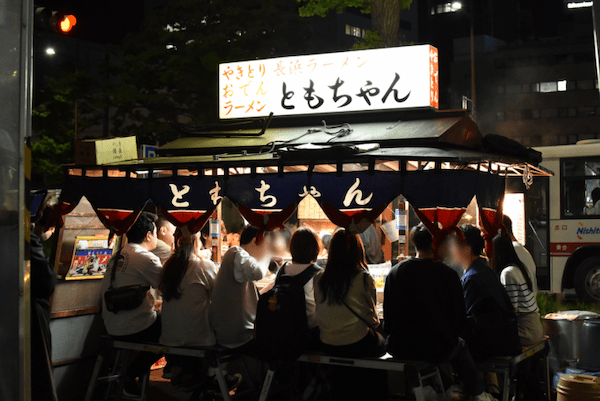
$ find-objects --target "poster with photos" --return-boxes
[66,235,115,280]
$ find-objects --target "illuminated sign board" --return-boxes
[218,45,439,119]
[566,1,593,8]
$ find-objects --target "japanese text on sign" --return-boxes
[219,45,439,119]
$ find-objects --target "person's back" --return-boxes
[210,246,261,348]
[452,225,521,360]
[315,269,379,348]
[461,258,513,318]
[503,215,537,293]
[101,241,162,335]
[492,233,544,348]
[209,226,269,349]
[313,229,387,400]
[160,254,217,347]
[99,212,163,398]
[384,257,465,361]
[254,227,322,361]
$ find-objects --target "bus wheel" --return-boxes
[574,256,600,303]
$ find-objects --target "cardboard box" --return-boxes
[75,136,138,165]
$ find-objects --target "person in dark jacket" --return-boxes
[384,224,494,401]
[30,204,58,401]
[451,225,521,360]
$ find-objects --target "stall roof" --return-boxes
[59,109,551,239]
[158,110,480,157]
[91,109,548,177]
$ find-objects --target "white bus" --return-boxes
[511,142,600,302]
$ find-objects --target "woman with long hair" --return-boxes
[159,227,217,388]
[491,232,544,346]
[314,228,386,399]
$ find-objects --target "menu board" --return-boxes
[65,235,115,280]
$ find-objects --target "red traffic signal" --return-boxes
[34,7,77,34]
[58,14,77,33]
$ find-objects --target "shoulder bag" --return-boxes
[104,249,150,314]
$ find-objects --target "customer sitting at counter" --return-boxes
[209,225,271,353]
[100,212,163,399]
[260,227,322,331]
[153,216,176,264]
[159,227,217,388]
[450,225,521,360]
[314,229,386,400]
[491,232,544,346]
[384,224,495,401]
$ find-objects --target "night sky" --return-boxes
[35,0,574,46]
[34,0,146,44]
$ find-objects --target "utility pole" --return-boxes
[593,1,600,104]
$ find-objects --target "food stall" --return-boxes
[48,45,551,399]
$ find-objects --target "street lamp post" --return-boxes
[470,8,476,121]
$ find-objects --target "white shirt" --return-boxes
[500,265,539,314]
[101,243,162,336]
[512,241,538,294]
[160,255,217,347]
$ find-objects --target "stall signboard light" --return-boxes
[566,1,593,8]
[219,45,439,119]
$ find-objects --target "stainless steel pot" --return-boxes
[579,319,600,371]
[543,310,600,373]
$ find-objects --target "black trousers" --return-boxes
[443,337,484,396]
[112,314,163,379]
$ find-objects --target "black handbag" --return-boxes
[104,249,150,314]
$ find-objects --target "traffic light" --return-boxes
[34,7,77,33]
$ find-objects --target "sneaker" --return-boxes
[471,392,498,401]
[210,373,243,394]
[122,376,141,399]
[446,384,468,401]
[225,373,243,393]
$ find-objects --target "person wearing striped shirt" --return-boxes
[491,233,544,346]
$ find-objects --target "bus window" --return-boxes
[562,159,600,218]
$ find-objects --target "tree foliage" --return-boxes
[32,72,103,186]
[108,0,325,145]
[298,0,412,48]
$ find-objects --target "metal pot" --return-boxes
[543,310,600,373]
[579,319,600,371]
